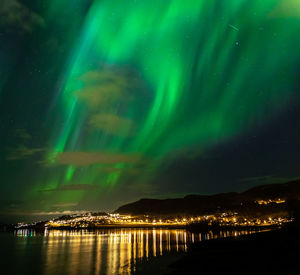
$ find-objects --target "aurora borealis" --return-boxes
[1,0,300,221]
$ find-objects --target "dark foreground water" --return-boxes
[0,228,257,275]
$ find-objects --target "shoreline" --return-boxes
[8,222,283,232]
[164,224,300,274]
[4,223,299,274]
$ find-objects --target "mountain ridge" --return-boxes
[115,180,300,215]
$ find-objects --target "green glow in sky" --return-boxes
[3,0,300,214]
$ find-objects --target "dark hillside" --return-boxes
[115,180,300,215]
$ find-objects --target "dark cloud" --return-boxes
[7,129,45,160]
[0,199,24,208]
[98,166,141,175]
[0,0,44,34]
[99,166,124,173]
[55,151,142,166]
[7,145,45,160]
[74,69,137,109]
[52,202,78,208]
[89,113,136,136]
[74,85,123,109]
[57,184,98,191]
[14,128,32,140]
[79,69,132,86]
[41,184,99,192]
[8,210,90,217]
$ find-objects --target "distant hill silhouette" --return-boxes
[115,180,300,216]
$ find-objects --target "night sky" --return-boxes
[1,0,300,222]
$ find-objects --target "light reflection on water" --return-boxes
[11,228,258,275]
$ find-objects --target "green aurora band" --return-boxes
[24,0,300,210]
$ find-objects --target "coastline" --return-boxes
[126,223,300,275]
[164,224,300,274]
[4,222,300,274]
[11,222,281,232]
